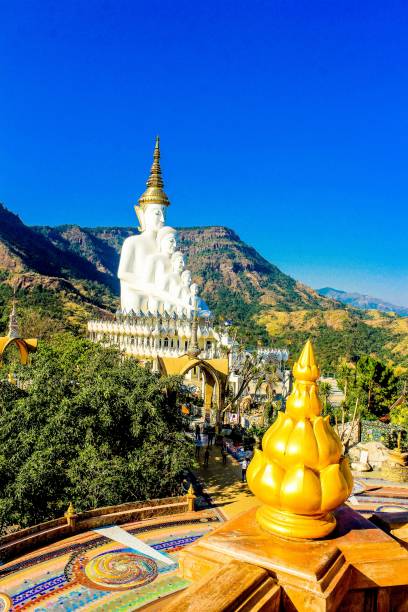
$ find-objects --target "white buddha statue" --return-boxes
[188,282,200,318]
[179,269,192,316]
[118,137,170,313]
[145,226,177,312]
[188,281,210,317]
[117,136,208,319]
[164,251,185,313]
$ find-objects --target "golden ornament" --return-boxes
[247,340,353,539]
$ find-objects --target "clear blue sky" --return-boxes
[1,1,407,306]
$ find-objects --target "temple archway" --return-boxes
[158,355,229,424]
[0,298,38,371]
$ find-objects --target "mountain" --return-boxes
[318,287,408,317]
[0,203,407,370]
[0,204,116,335]
[35,224,338,346]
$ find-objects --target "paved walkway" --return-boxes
[194,435,256,517]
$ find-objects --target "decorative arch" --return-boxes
[0,336,38,366]
[158,355,229,424]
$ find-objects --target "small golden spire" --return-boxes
[65,501,76,517]
[8,288,20,339]
[187,300,201,358]
[286,338,321,420]
[247,340,353,539]
[138,136,170,209]
[293,339,320,382]
[187,483,196,512]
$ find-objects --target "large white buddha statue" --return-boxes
[118,137,200,316]
[118,137,170,313]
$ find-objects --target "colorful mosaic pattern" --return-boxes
[0,511,224,611]
[76,549,158,591]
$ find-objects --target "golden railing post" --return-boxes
[187,484,196,512]
[64,501,78,531]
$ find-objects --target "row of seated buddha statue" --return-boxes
[118,208,207,317]
[117,137,210,323]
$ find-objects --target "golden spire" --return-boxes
[293,339,320,382]
[8,289,20,339]
[187,299,201,358]
[138,136,170,209]
[247,339,353,539]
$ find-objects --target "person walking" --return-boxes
[241,458,248,482]
[195,439,201,459]
[195,423,201,440]
[204,447,210,468]
[207,430,211,446]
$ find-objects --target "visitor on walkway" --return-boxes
[195,424,201,440]
[204,447,210,467]
[221,447,227,465]
[241,458,248,482]
[195,439,201,459]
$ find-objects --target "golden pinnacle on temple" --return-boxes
[247,339,353,540]
[138,136,170,209]
[8,299,20,339]
[65,501,76,517]
[293,339,320,382]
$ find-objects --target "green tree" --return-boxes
[318,381,332,416]
[0,333,194,532]
[336,355,400,419]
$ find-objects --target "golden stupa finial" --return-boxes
[65,501,76,517]
[8,286,20,339]
[293,339,320,382]
[138,135,170,209]
[247,339,353,539]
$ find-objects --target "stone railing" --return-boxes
[0,491,195,563]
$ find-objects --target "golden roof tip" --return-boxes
[298,339,317,368]
[8,295,20,339]
[293,339,320,382]
[138,136,170,208]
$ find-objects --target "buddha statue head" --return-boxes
[157,226,177,257]
[135,137,170,232]
[181,270,192,287]
[171,251,185,274]
[137,204,166,233]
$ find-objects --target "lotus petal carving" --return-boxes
[247,340,353,539]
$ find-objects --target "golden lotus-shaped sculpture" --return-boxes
[247,340,353,539]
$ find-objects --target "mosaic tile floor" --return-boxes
[0,509,225,611]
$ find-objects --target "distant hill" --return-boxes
[0,204,116,335]
[0,203,407,370]
[318,287,408,317]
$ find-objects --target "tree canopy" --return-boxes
[0,334,194,532]
[336,355,400,419]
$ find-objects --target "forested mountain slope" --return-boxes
[0,204,406,370]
